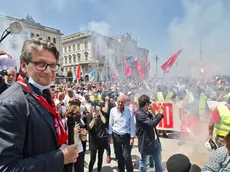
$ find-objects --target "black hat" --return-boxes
[91,101,100,107]
[69,99,81,106]
[166,154,191,172]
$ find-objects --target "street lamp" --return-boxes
[0,21,22,43]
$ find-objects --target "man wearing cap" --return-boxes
[207,97,230,148]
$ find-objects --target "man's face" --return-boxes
[117,97,125,110]
[58,93,64,101]
[5,68,16,83]
[23,50,57,86]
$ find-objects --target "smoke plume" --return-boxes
[79,21,119,80]
[169,0,230,77]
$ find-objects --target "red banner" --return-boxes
[152,102,174,129]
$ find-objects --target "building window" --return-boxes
[36,34,40,38]
[84,41,88,49]
[31,33,34,38]
[48,36,51,41]
[65,68,67,71]
[53,38,56,44]
[77,44,80,51]
[64,56,67,64]
[74,66,76,71]
[77,53,81,62]
[69,67,71,71]
[73,54,76,63]
[84,52,88,61]
[68,46,71,52]
[68,55,72,64]
[64,47,67,53]
[73,44,76,51]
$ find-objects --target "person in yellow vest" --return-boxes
[165,91,174,101]
[165,88,177,101]
[207,99,230,147]
[156,86,165,101]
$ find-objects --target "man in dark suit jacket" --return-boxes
[0,38,78,172]
[136,95,164,172]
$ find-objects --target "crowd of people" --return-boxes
[0,38,230,172]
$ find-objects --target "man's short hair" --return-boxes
[20,38,59,64]
[138,95,150,109]
[69,99,81,106]
[166,154,191,172]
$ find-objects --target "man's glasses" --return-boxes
[29,61,60,72]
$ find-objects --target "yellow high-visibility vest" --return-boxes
[188,92,194,103]
[199,93,207,116]
[214,104,230,137]
[97,95,102,101]
[185,92,195,114]
[157,92,164,101]
[134,96,138,103]
[90,95,98,102]
[165,92,174,100]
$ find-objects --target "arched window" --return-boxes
[77,53,81,62]
[31,33,34,38]
[68,55,72,64]
[53,38,56,44]
[73,54,76,63]
[36,34,40,37]
[48,36,51,41]
[64,56,67,64]
[84,52,88,61]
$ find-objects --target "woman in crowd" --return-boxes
[202,131,230,171]
[64,99,87,172]
[87,102,108,172]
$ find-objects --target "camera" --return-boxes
[75,115,85,128]
[0,70,7,76]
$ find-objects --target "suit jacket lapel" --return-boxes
[26,93,58,142]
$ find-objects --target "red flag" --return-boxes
[124,57,132,76]
[76,64,81,80]
[112,73,118,81]
[135,58,145,79]
[161,49,182,73]
[146,56,150,73]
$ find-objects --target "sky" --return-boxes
[0,0,230,77]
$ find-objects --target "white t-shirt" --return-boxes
[74,133,83,153]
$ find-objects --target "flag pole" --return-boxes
[154,54,159,78]
[200,36,203,63]
[175,61,178,77]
